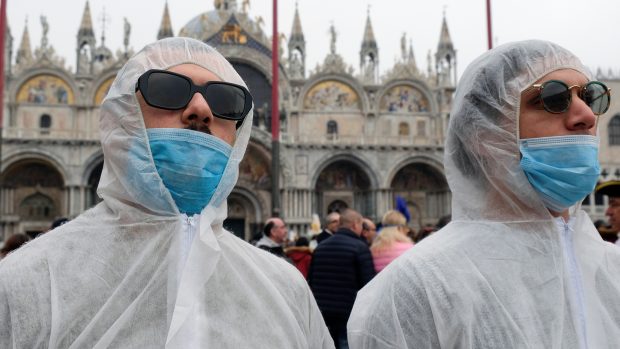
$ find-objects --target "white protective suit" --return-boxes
[0,38,333,348]
[347,40,620,348]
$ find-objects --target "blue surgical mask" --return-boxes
[519,135,600,213]
[147,128,231,215]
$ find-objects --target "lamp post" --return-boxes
[0,0,6,235]
[486,0,493,50]
[271,0,281,217]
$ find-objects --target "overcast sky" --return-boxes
[7,0,620,80]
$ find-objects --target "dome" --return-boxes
[178,8,270,49]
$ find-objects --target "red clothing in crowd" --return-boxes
[286,246,312,278]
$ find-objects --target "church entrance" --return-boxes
[315,160,373,216]
[390,162,450,229]
[1,160,65,237]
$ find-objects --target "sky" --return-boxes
[6,0,620,80]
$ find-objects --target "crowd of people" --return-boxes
[249,207,450,348]
[0,37,619,348]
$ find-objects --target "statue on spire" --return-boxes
[123,18,131,52]
[40,16,49,48]
[329,24,337,55]
[401,33,407,61]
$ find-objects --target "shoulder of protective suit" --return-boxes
[220,232,307,282]
[0,236,51,286]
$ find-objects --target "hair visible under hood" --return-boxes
[445,40,589,222]
[96,37,253,218]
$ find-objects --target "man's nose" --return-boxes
[180,92,214,125]
[565,91,597,132]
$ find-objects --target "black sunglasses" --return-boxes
[135,69,253,121]
[527,79,611,115]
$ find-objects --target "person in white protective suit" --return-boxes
[347,40,620,348]
[0,37,333,348]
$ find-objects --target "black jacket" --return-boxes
[308,228,376,318]
[315,229,333,244]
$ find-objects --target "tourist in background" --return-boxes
[286,236,313,278]
[370,210,414,272]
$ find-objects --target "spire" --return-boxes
[359,7,379,84]
[77,1,97,75]
[437,14,454,52]
[287,2,306,80]
[362,7,377,48]
[158,2,174,40]
[78,1,95,38]
[435,12,457,88]
[16,19,33,64]
[289,2,304,43]
[98,7,110,47]
[408,40,416,67]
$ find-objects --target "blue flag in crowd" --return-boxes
[395,195,411,222]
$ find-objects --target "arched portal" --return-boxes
[1,160,65,236]
[230,62,272,130]
[390,163,449,229]
[315,160,372,216]
[224,189,265,241]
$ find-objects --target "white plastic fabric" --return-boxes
[348,40,620,348]
[0,37,332,348]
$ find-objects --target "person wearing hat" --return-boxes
[596,180,620,245]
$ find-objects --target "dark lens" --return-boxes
[540,80,570,113]
[146,72,191,109]
[583,81,610,115]
[205,83,247,120]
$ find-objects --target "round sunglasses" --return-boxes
[526,79,611,115]
[135,69,253,121]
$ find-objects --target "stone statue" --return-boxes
[364,59,376,82]
[329,24,337,55]
[279,33,286,58]
[256,16,264,29]
[401,33,407,61]
[289,51,303,79]
[123,18,131,49]
[40,16,49,48]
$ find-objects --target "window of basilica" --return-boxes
[610,114,620,145]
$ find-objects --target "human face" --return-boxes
[519,69,598,139]
[270,218,288,244]
[327,215,340,232]
[607,197,620,232]
[351,219,364,236]
[361,220,377,244]
[137,64,237,145]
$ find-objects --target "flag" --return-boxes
[395,195,411,223]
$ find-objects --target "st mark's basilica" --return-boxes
[1,0,619,241]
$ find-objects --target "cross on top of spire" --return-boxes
[98,7,111,45]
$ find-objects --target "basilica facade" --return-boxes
[1,0,619,241]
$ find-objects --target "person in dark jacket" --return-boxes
[308,209,376,349]
[316,212,340,244]
[255,218,289,260]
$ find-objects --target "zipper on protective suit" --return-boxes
[559,218,589,349]
[179,214,198,274]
